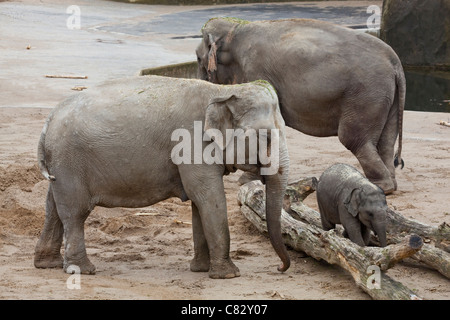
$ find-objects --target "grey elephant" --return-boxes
[316,163,387,247]
[196,17,405,194]
[34,75,290,279]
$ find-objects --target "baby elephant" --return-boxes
[316,163,388,247]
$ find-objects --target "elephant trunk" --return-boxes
[373,222,387,247]
[264,147,290,272]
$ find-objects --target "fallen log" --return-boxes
[238,180,425,300]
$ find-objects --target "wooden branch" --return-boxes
[71,86,88,91]
[45,75,88,79]
[238,180,424,300]
[439,121,450,127]
[386,209,450,252]
[411,243,450,279]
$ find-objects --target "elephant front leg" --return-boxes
[361,224,372,246]
[179,165,240,279]
[190,202,210,272]
[343,220,366,247]
[193,194,240,279]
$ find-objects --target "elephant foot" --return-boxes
[34,251,64,269]
[190,256,210,272]
[64,256,96,275]
[208,258,240,279]
[238,172,263,186]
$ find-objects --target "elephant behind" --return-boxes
[34,76,290,279]
[197,17,405,195]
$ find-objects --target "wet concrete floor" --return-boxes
[0,0,381,109]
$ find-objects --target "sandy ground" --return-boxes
[0,0,449,301]
[0,107,449,300]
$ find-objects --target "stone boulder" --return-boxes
[380,0,450,70]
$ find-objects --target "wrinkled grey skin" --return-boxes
[316,163,388,247]
[34,75,290,279]
[197,18,405,194]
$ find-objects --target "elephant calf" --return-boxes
[34,75,290,279]
[316,163,387,247]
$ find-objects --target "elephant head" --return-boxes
[344,186,388,247]
[203,82,290,272]
[196,18,247,84]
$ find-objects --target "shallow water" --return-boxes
[405,70,450,113]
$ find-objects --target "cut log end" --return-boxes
[409,234,424,249]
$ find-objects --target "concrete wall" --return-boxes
[140,61,199,79]
[381,0,450,71]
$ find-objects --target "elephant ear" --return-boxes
[204,94,237,150]
[344,188,362,217]
[207,34,219,82]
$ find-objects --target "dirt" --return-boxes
[0,106,449,300]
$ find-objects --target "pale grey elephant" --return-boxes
[196,18,405,194]
[316,163,388,247]
[34,76,290,279]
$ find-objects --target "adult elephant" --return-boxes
[34,76,290,278]
[196,18,405,194]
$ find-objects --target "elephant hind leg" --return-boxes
[339,125,395,194]
[52,182,96,275]
[353,142,395,194]
[338,97,396,194]
[34,185,64,269]
[317,201,335,231]
[378,105,400,191]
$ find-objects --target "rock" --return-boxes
[380,0,450,70]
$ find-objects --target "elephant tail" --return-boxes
[394,66,405,169]
[38,117,56,181]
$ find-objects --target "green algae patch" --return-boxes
[201,17,251,32]
[251,80,277,99]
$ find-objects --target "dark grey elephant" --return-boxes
[316,163,388,247]
[196,18,405,194]
[34,76,290,279]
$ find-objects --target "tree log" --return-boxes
[386,209,450,252]
[238,180,427,300]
